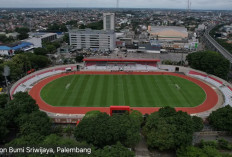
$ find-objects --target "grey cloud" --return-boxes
[0,0,231,9]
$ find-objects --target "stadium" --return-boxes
[10,58,231,123]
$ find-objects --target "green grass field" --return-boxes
[40,75,206,107]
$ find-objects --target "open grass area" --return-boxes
[40,74,206,107]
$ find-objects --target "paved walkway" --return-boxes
[134,134,151,157]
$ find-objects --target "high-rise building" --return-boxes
[103,13,115,31]
[69,29,116,51]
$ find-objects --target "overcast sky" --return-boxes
[0,0,232,10]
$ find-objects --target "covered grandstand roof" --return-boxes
[83,58,160,62]
[12,42,33,51]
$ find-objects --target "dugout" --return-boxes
[110,106,130,116]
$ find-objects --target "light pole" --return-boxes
[2,65,10,101]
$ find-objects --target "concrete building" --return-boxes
[103,13,115,31]
[0,46,12,56]
[24,33,57,48]
[138,40,161,53]
[148,26,188,41]
[0,42,34,56]
[69,29,116,51]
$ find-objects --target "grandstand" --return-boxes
[188,70,232,107]
[83,58,160,71]
[11,66,76,96]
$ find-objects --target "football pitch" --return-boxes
[40,74,206,107]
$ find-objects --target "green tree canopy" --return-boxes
[143,107,197,150]
[15,27,30,40]
[0,109,9,143]
[192,116,204,132]
[74,111,141,148]
[208,105,232,132]
[47,23,68,32]
[5,92,39,128]
[186,51,230,79]
[0,53,51,82]
[176,146,229,157]
[34,47,48,56]
[18,111,51,136]
[75,55,84,62]
[0,94,8,109]
[6,133,45,146]
[94,142,135,157]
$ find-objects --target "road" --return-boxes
[204,26,232,63]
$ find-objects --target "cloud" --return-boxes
[0,0,231,9]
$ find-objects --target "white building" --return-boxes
[0,46,12,56]
[24,33,57,48]
[69,29,116,51]
[103,13,115,31]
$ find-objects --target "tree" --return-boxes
[26,53,51,69]
[19,111,52,136]
[86,20,103,30]
[74,112,112,148]
[12,54,31,74]
[186,51,230,79]
[143,107,196,150]
[17,33,29,40]
[94,142,135,157]
[74,112,141,148]
[0,109,9,144]
[6,133,45,146]
[45,44,56,54]
[63,125,74,139]
[75,55,84,62]
[47,23,68,32]
[34,47,48,56]
[0,94,8,109]
[42,134,90,147]
[176,146,223,157]
[208,105,232,131]
[0,35,15,44]
[192,116,204,132]
[79,24,86,29]
[5,92,39,128]
[129,110,143,127]
[15,27,30,40]
[3,60,24,81]
[63,33,69,44]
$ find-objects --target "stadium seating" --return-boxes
[188,71,232,107]
[85,63,158,71]
[13,70,64,94]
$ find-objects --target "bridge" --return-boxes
[203,25,232,63]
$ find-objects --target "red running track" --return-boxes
[29,71,218,115]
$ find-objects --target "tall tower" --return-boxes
[103,13,115,31]
[116,0,119,8]
[187,0,191,12]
